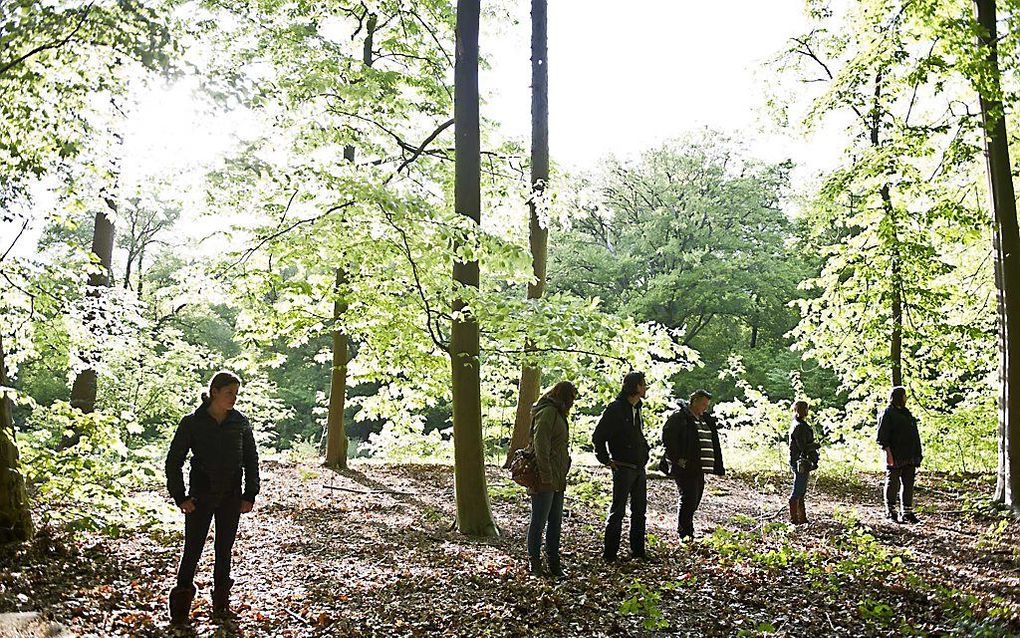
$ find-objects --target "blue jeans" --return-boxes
[790,466,809,499]
[528,490,564,563]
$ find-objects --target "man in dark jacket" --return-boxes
[661,389,724,538]
[593,371,651,562]
[877,386,922,524]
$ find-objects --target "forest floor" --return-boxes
[1,460,1019,637]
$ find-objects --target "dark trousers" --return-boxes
[528,490,564,563]
[675,471,705,538]
[604,466,646,559]
[885,464,916,515]
[791,466,810,500]
[176,492,242,588]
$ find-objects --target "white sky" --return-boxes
[3,0,844,258]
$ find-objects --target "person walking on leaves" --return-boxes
[661,389,725,539]
[878,386,922,524]
[788,400,819,524]
[593,371,654,563]
[527,381,578,579]
[165,371,260,624]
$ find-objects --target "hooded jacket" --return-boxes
[530,396,572,492]
[166,400,260,506]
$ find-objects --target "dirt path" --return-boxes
[1,462,1018,637]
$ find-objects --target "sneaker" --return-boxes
[885,511,900,523]
[901,512,919,524]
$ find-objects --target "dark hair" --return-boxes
[889,386,907,406]
[690,389,712,402]
[621,371,646,396]
[202,370,242,403]
[793,399,809,413]
[543,381,579,408]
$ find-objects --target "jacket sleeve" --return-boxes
[531,408,555,486]
[241,420,261,502]
[592,405,614,466]
[876,408,892,447]
[165,417,191,506]
[790,422,808,461]
[662,413,685,470]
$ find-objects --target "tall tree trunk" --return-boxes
[870,74,904,388]
[505,0,549,468]
[451,0,497,537]
[324,13,375,470]
[325,267,350,469]
[993,223,1007,500]
[68,206,115,418]
[975,0,1020,510]
[0,334,33,543]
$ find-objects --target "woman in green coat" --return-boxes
[528,381,578,578]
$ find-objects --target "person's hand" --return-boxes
[240,500,254,514]
[885,448,894,467]
[179,498,196,514]
[607,461,619,471]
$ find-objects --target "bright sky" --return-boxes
[4,0,843,258]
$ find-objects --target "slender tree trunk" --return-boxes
[324,13,376,470]
[993,223,1007,500]
[325,267,350,469]
[870,74,904,388]
[451,0,497,537]
[68,206,115,419]
[0,334,33,543]
[749,323,758,350]
[505,0,549,468]
[975,0,1020,510]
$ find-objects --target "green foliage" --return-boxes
[618,579,669,631]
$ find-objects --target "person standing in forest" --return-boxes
[593,371,653,562]
[661,389,725,539]
[877,386,922,524]
[788,400,819,524]
[165,371,261,624]
[527,381,578,578]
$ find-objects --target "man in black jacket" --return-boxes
[593,371,651,562]
[877,386,923,524]
[662,389,724,539]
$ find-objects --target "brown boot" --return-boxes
[789,497,799,524]
[211,579,234,617]
[798,498,809,524]
[168,584,195,624]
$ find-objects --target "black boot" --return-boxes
[528,557,543,576]
[211,578,234,617]
[168,584,196,625]
[547,556,564,580]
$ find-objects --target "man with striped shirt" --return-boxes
[661,389,725,539]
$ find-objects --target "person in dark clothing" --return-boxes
[165,371,260,624]
[527,381,578,579]
[877,386,922,524]
[593,371,652,562]
[661,389,724,539]
[788,400,819,525]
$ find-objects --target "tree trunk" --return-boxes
[0,334,33,543]
[975,0,1020,510]
[324,267,350,469]
[68,207,115,417]
[505,0,549,468]
[324,13,375,471]
[451,0,497,537]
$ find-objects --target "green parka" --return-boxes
[531,396,572,492]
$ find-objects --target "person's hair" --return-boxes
[690,389,712,403]
[889,386,907,406]
[543,381,579,408]
[621,371,646,396]
[793,399,809,412]
[202,370,242,403]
